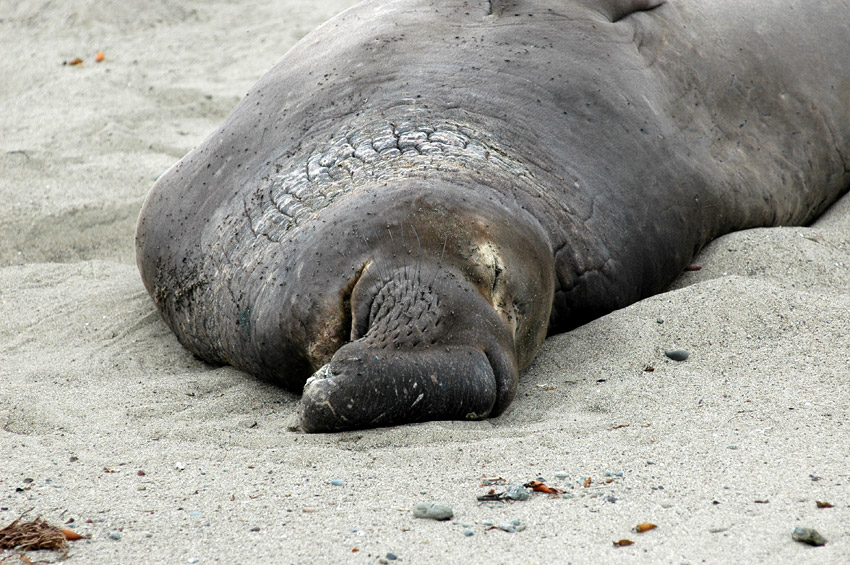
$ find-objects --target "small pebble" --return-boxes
[504,483,531,501]
[108,531,121,541]
[656,318,664,324]
[554,470,569,479]
[791,527,827,546]
[516,524,527,532]
[249,526,260,532]
[482,520,494,526]
[603,494,618,503]
[175,462,186,471]
[386,552,398,560]
[463,528,474,537]
[330,479,344,487]
[664,349,689,361]
[497,522,516,533]
[188,559,200,564]
[412,502,453,521]
[727,445,738,450]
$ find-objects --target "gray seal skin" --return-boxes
[136,0,850,432]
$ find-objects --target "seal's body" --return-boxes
[136,0,850,431]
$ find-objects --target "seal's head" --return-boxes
[263,179,555,432]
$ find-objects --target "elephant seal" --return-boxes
[136,0,850,432]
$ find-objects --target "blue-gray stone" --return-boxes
[505,483,531,501]
[665,349,689,361]
[412,502,453,521]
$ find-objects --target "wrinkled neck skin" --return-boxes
[292,181,555,432]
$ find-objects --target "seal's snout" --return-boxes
[297,267,519,432]
[298,343,506,432]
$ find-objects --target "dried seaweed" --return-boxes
[0,511,68,552]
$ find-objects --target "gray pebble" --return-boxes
[664,349,689,361]
[482,520,494,526]
[108,531,122,541]
[386,552,398,560]
[412,502,453,521]
[188,559,200,564]
[791,527,827,546]
[505,483,531,501]
[463,528,474,537]
[497,522,516,533]
[249,526,260,532]
[554,470,569,479]
[656,318,664,324]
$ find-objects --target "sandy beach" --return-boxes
[1,1,848,563]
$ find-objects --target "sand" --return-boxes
[1,1,848,563]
